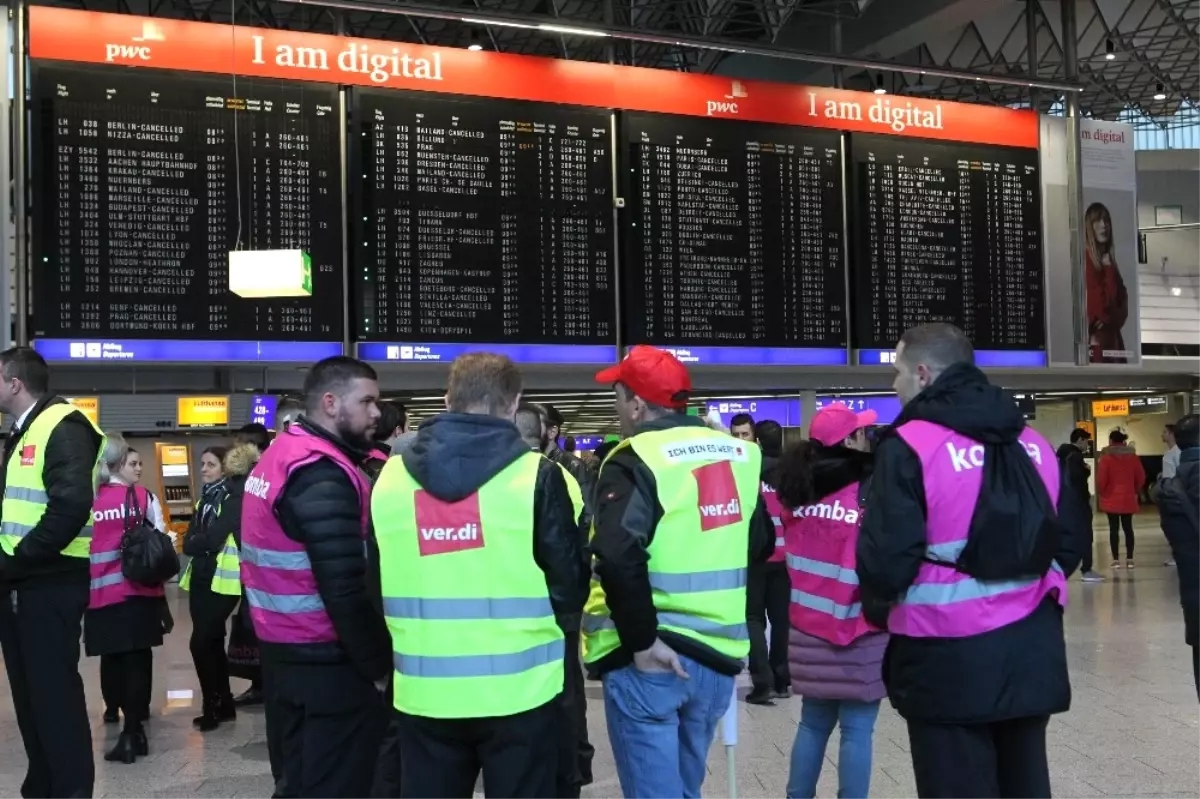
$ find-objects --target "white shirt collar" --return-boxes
[14,403,35,432]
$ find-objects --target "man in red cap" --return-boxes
[581,345,775,798]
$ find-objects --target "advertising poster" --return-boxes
[1080,119,1140,364]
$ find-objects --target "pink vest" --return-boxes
[888,421,1067,639]
[761,481,786,564]
[88,483,165,610]
[240,425,371,645]
[783,481,878,646]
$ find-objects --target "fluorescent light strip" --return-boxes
[538,24,609,37]
[460,16,536,30]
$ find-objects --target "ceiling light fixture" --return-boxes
[461,16,535,30]
[467,30,483,51]
[1154,82,1167,100]
[874,74,886,95]
[1105,39,1115,60]
[538,23,609,37]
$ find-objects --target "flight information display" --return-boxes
[355,90,615,345]
[31,65,344,342]
[623,112,845,349]
[849,133,1044,351]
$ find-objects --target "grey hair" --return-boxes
[898,323,975,377]
[97,432,130,486]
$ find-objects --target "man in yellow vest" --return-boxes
[587,345,775,798]
[374,352,587,798]
[0,347,104,797]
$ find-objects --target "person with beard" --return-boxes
[774,404,886,799]
[373,353,585,798]
[856,324,1087,798]
[241,356,392,798]
[746,418,792,705]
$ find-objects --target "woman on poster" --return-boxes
[1084,202,1130,364]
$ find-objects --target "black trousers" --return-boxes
[0,580,94,798]
[556,631,594,798]
[1107,513,1135,560]
[264,654,387,798]
[747,561,791,691]
[907,715,1051,798]
[100,653,119,713]
[188,578,239,706]
[103,649,153,732]
[1081,507,1095,573]
[395,698,559,799]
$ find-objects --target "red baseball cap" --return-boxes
[810,403,878,447]
[595,345,692,409]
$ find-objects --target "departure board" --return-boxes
[356,90,615,344]
[32,65,343,341]
[623,112,845,348]
[849,134,1044,350]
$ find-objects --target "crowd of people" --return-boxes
[0,322,1195,799]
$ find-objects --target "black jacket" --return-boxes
[856,364,1088,724]
[589,414,775,678]
[545,440,595,531]
[264,418,393,685]
[402,413,588,632]
[183,442,257,588]
[1158,447,1199,646]
[0,396,103,587]
[1055,443,1092,507]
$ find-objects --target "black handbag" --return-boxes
[120,485,180,587]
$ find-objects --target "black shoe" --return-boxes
[104,732,138,764]
[745,686,776,706]
[233,686,264,707]
[215,693,237,722]
[195,712,220,732]
[103,707,120,724]
[132,727,148,757]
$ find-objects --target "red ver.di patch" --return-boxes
[414,490,485,556]
[20,445,35,467]
[693,461,742,531]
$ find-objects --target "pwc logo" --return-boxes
[693,461,743,531]
[104,21,165,64]
[414,490,485,556]
[706,80,747,117]
[19,445,35,467]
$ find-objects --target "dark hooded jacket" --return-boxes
[588,414,776,678]
[1157,447,1199,646]
[183,442,258,588]
[402,413,588,632]
[856,363,1088,724]
[264,418,393,685]
[545,439,596,532]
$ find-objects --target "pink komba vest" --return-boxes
[761,481,786,564]
[88,483,165,610]
[240,425,371,645]
[888,421,1067,639]
[783,481,879,646]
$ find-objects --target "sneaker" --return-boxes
[1165,559,1176,567]
[1112,561,1123,569]
[1081,571,1106,583]
[1126,559,1135,570]
[745,687,776,706]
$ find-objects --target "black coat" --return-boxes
[0,396,103,587]
[1158,448,1199,646]
[856,364,1088,724]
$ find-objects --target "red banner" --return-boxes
[29,6,1039,148]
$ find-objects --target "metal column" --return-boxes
[0,6,13,350]
[832,11,844,89]
[12,0,26,346]
[1061,0,1089,365]
[1026,0,1039,109]
[799,390,817,439]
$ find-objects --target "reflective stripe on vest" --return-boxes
[887,421,1068,639]
[790,588,862,620]
[2,403,104,558]
[786,553,859,586]
[374,451,564,720]
[211,535,243,596]
[583,426,760,665]
[241,543,326,614]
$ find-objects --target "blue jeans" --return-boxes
[603,656,734,798]
[786,698,880,799]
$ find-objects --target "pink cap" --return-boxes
[810,403,878,446]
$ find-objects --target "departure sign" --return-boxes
[354,90,616,363]
[849,133,1044,352]
[31,65,344,361]
[622,112,847,364]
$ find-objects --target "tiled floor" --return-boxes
[0,513,1196,798]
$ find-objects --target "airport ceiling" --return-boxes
[41,0,1197,128]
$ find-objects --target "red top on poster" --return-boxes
[28,6,1039,149]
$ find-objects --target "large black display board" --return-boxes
[622,112,845,348]
[31,65,343,341]
[355,90,615,344]
[849,134,1044,351]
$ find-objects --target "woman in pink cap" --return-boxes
[775,403,888,799]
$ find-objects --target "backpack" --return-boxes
[953,440,1062,581]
